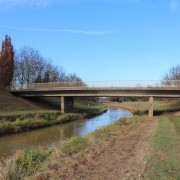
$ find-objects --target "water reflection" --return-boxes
[0,108,131,159]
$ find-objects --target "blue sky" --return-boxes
[0,0,180,81]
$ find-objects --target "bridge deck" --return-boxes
[10,81,180,116]
[11,87,180,98]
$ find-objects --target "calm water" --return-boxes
[0,108,131,159]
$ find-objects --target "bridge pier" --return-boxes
[61,96,74,113]
[149,97,154,118]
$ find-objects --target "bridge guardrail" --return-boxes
[9,80,180,91]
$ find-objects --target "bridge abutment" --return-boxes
[149,97,154,118]
[61,96,74,113]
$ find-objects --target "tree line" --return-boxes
[0,35,82,89]
[13,46,82,85]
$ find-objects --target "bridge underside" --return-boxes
[11,88,180,117]
[11,88,180,98]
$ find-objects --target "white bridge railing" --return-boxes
[10,80,180,91]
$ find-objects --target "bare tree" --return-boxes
[43,63,63,82]
[66,73,86,87]
[66,73,82,82]
[14,47,46,84]
[13,46,84,87]
[162,65,180,87]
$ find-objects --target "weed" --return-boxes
[60,136,87,156]
[6,148,51,179]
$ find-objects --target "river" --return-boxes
[0,108,131,160]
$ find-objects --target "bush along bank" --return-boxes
[0,113,83,136]
[0,105,108,136]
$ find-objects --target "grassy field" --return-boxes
[144,116,180,179]
[0,90,36,113]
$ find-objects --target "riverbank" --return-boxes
[107,101,180,179]
[0,100,179,179]
[0,91,107,136]
[108,100,180,115]
[0,115,160,179]
[0,105,107,136]
[144,115,180,179]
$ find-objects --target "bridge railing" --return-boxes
[10,80,180,91]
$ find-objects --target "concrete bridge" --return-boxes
[10,80,180,117]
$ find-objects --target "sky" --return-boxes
[0,0,180,81]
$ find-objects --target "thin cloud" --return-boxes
[0,0,140,11]
[170,0,179,10]
[0,0,140,13]
[0,25,118,35]
[0,0,139,6]
[58,0,140,3]
[0,0,50,7]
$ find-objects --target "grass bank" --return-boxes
[0,112,84,136]
[0,91,107,136]
[74,100,107,117]
[108,100,180,115]
[0,116,140,179]
[0,90,36,112]
[109,101,180,179]
[144,116,180,179]
[1,94,179,179]
[0,104,107,136]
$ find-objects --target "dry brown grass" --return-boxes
[0,116,156,180]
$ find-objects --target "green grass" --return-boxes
[170,116,180,135]
[0,90,36,112]
[60,136,88,155]
[0,91,107,135]
[144,116,180,179]
[0,99,107,136]
[5,148,51,179]
[0,113,84,136]
[74,99,107,117]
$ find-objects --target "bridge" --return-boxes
[10,80,180,117]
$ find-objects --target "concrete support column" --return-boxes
[149,97,154,118]
[61,96,74,113]
[61,96,65,113]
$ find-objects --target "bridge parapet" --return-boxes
[10,80,180,91]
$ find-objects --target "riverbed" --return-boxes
[0,108,131,160]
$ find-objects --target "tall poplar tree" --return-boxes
[0,35,14,89]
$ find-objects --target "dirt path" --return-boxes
[38,117,158,180]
